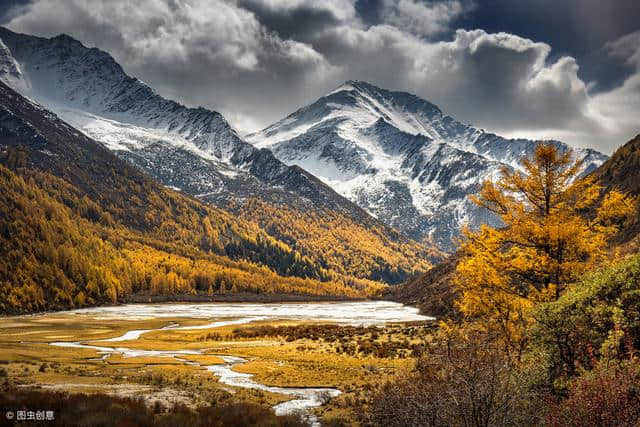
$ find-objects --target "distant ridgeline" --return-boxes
[0,81,405,314]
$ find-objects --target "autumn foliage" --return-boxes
[231,199,436,285]
[546,359,640,427]
[455,143,634,354]
[0,163,383,314]
[0,386,305,427]
[367,143,640,426]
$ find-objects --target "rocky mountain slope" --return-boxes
[0,27,356,216]
[248,80,608,250]
[0,27,437,284]
[0,80,393,313]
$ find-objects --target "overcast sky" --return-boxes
[1,0,639,153]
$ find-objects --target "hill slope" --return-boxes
[594,134,640,246]
[383,254,460,318]
[0,80,389,314]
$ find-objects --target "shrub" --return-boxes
[0,387,305,427]
[531,253,640,382]
[367,331,543,427]
[546,359,640,427]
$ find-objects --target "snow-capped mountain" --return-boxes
[0,25,607,252]
[248,80,608,250]
[0,27,375,224]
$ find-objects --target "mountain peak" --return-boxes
[329,80,444,119]
[249,81,608,250]
[343,79,375,89]
[51,33,83,46]
[335,80,388,96]
[329,80,392,97]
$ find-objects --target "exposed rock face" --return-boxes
[248,80,607,250]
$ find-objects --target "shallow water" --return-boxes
[47,301,431,424]
[206,355,341,425]
[65,300,432,324]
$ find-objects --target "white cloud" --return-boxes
[305,25,638,152]
[317,27,593,131]
[4,0,639,152]
[585,31,640,149]
[9,0,330,73]
[379,0,468,37]
[247,0,357,22]
[7,0,335,127]
[605,30,640,67]
[513,30,640,151]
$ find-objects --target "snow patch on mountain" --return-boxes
[0,38,28,92]
[0,27,386,233]
[248,80,608,250]
[0,27,244,163]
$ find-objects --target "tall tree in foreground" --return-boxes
[455,143,634,355]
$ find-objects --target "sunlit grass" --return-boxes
[0,313,430,424]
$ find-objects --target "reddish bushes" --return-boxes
[547,360,640,427]
[367,332,543,427]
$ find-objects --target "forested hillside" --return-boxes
[229,199,438,285]
[383,254,459,318]
[0,81,385,314]
[594,134,640,247]
[0,27,436,286]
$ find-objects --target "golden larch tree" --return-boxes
[455,143,634,354]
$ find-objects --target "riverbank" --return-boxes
[0,292,373,318]
[124,292,368,304]
[0,301,432,425]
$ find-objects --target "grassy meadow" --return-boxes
[0,312,432,425]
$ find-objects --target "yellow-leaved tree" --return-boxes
[455,143,634,356]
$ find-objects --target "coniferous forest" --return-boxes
[0,81,403,314]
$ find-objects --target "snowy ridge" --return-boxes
[0,25,607,251]
[0,27,380,227]
[248,80,608,250]
[0,27,242,162]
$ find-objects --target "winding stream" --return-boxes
[46,301,431,425]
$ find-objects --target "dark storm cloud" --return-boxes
[0,0,32,24]
[453,0,640,58]
[236,0,344,41]
[450,0,640,89]
[3,0,640,152]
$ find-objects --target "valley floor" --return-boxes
[123,292,365,304]
[0,302,433,425]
